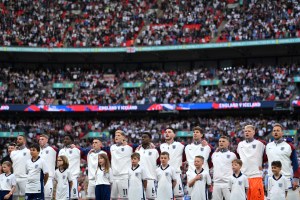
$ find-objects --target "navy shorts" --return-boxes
[25,193,44,200]
[95,184,110,200]
[0,190,13,200]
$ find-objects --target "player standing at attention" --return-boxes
[110,130,132,200]
[58,135,81,199]
[212,136,236,200]
[86,138,107,200]
[0,161,16,200]
[25,143,49,200]
[156,152,176,200]
[237,125,265,200]
[10,135,30,200]
[0,143,16,173]
[228,159,248,200]
[160,128,184,198]
[135,132,159,199]
[266,123,300,200]
[187,156,212,200]
[128,153,148,200]
[53,155,73,200]
[39,134,57,200]
[95,153,112,200]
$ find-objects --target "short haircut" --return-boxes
[142,132,152,139]
[232,159,243,166]
[273,123,284,131]
[65,134,74,142]
[40,134,49,139]
[58,155,69,169]
[219,135,229,141]
[195,155,204,161]
[93,138,102,142]
[17,135,26,140]
[271,161,282,168]
[165,127,175,133]
[245,125,255,131]
[193,126,203,134]
[160,151,170,158]
[131,152,140,160]
[2,161,12,168]
[8,143,16,147]
[115,130,125,136]
[30,143,40,152]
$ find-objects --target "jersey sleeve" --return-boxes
[141,167,149,180]
[206,172,212,186]
[287,143,300,178]
[54,170,57,181]
[284,177,289,191]
[11,174,16,186]
[42,159,49,174]
[109,169,113,183]
[244,176,249,188]
[67,170,72,181]
[171,167,176,181]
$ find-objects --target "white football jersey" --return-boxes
[128,165,148,200]
[160,142,184,173]
[10,148,31,179]
[156,165,176,200]
[40,145,57,178]
[187,169,212,200]
[185,143,211,173]
[95,167,112,185]
[0,173,16,191]
[25,157,49,193]
[110,144,132,179]
[87,150,107,180]
[229,173,249,200]
[54,168,72,200]
[237,140,265,178]
[135,146,159,180]
[267,175,289,200]
[212,151,236,185]
[58,147,81,179]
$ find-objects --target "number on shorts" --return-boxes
[123,189,128,196]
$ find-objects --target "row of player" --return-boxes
[0,124,299,200]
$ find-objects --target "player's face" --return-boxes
[271,166,281,176]
[272,126,283,140]
[193,130,203,141]
[1,164,9,173]
[218,138,229,148]
[194,158,203,168]
[141,134,151,145]
[114,132,124,143]
[30,148,39,158]
[57,157,63,167]
[244,127,255,139]
[160,155,169,166]
[98,156,105,166]
[131,157,139,166]
[64,136,72,146]
[232,162,240,173]
[39,136,48,147]
[7,145,15,154]
[16,136,25,146]
[92,140,102,150]
[164,129,175,141]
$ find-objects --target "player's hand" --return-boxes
[4,194,11,199]
[258,166,263,171]
[195,174,202,180]
[292,181,299,190]
[209,185,213,192]
[201,140,208,146]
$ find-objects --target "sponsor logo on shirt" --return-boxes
[252,144,256,149]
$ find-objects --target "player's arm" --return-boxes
[44,172,49,185]
[69,180,73,195]
[172,179,177,189]
[142,180,147,191]
[4,185,16,199]
[188,175,198,187]
[288,143,300,189]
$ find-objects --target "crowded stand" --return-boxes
[0,64,298,104]
[1,0,300,47]
[220,0,300,42]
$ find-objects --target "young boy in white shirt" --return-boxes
[156,152,176,200]
[229,159,249,200]
[267,161,289,200]
[187,155,212,200]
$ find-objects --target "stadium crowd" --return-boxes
[0,64,299,104]
[0,0,300,47]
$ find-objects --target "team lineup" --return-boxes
[0,124,299,200]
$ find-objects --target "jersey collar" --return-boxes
[131,164,140,171]
[94,149,102,154]
[41,144,49,150]
[195,168,204,174]
[233,172,242,178]
[219,148,228,153]
[245,138,254,143]
[17,145,26,150]
[274,138,284,145]
[31,156,40,163]
[193,140,202,145]
[272,174,282,181]
[160,164,170,171]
